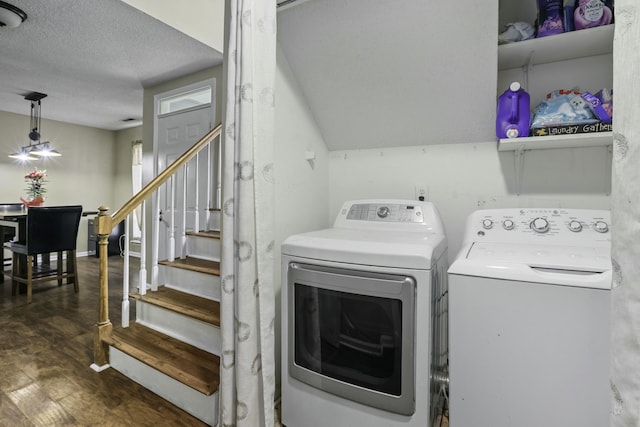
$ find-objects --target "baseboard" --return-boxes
[90,363,111,372]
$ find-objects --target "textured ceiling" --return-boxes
[0,0,223,131]
[277,0,498,150]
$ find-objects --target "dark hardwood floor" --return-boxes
[0,255,208,426]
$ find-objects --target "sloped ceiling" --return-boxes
[0,0,223,131]
[277,0,498,150]
[120,0,225,53]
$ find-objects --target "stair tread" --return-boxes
[186,230,220,239]
[159,257,220,275]
[132,287,220,326]
[107,323,220,395]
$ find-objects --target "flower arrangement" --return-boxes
[24,168,48,199]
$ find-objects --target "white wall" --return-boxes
[275,45,331,252]
[274,43,331,388]
[329,142,611,262]
[276,0,498,151]
[0,110,125,254]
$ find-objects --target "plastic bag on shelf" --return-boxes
[531,88,599,129]
[498,22,535,44]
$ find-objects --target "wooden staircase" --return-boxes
[92,124,224,426]
[105,227,222,425]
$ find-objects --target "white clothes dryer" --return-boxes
[281,199,448,427]
[448,208,611,427]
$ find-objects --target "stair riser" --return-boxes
[159,265,221,300]
[208,210,221,231]
[187,235,220,262]
[109,347,218,426]
[136,301,221,355]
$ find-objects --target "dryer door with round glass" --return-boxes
[287,262,416,415]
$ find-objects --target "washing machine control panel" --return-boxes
[469,208,610,244]
[346,202,424,223]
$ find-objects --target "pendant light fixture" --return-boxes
[7,148,37,161]
[0,1,27,28]
[8,92,62,160]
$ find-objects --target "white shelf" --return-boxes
[498,25,614,70]
[498,132,613,151]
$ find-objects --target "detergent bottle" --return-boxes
[536,0,565,37]
[574,0,613,30]
[496,82,531,139]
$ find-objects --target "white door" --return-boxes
[156,104,214,261]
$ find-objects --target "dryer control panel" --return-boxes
[463,208,610,246]
[346,202,424,223]
[333,199,447,235]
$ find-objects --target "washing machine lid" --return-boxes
[448,242,612,289]
[282,228,446,270]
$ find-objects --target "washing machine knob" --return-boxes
[502,219,515,230]
[568,220,583,232]
[482,219,494,229]
[594,220,609,233]
[530,217,550,233]
[377,206,390,218]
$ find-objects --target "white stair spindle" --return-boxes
[139,200,147,296]
[205,142,212,230]
[194,152,200,235]
[151,190,160,291]
[169,175,176,262]
[216,135,222,209]
[181,164,188,259]
[122,214,130,327]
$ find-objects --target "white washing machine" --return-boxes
[448,208,611,427]
[281,199,448,427]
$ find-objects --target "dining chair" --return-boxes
[7,205,82,304]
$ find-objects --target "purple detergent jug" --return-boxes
[537,0,565,37]
[496,82,531,139]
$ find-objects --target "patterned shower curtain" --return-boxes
[610,2,640,425]
[219,1,277,426]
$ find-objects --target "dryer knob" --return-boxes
[377,206,390,218]
[568,220,583,232]
[530,217,550,233]
[594,221,609,233]
[482,219,494,229]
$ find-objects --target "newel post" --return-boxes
[91,205,113,371]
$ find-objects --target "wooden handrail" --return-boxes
[92,122,222,370]
[112,123,222,226]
